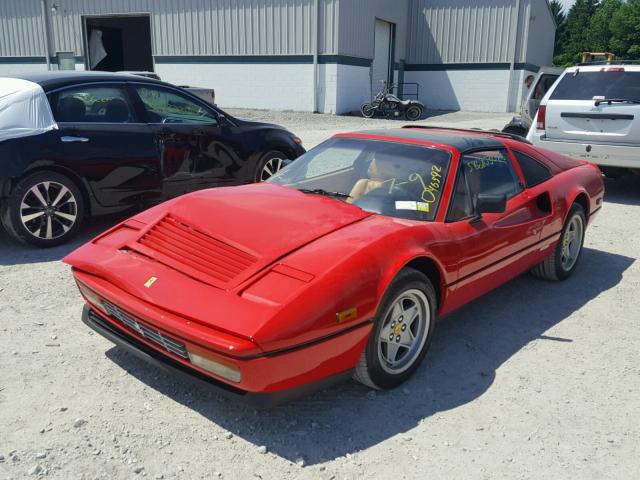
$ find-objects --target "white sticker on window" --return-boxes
[395,201,417,211]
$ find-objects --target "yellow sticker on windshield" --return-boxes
[416,202,430,212]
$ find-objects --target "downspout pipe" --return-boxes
[40,0,52,70]
[507,0,522,112]
[313,0,319,113]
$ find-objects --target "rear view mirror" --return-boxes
[475,193,507,215]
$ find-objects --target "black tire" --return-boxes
[361,103,376,118]
[531,203,586,281]
[253,150,288,182]
[0,171,85,248]
[354,267,437,390]
[502,126,527,137]
[405,105,423,121]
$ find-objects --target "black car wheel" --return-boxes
[531,203,586,281]
[254,151,288,182]
[354,267,437,390]
[1,171,85,247]
[405,105,423,121]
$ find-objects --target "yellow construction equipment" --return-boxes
[581,52,616,64]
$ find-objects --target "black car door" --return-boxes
[128,83,245,197]
[49,83,161,209]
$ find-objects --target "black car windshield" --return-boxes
[268,137,451,221]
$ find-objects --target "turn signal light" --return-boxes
[76,281,108,315]
[293,136,303,145]
[187,348,242,383]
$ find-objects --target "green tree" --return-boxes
[589,0,623,52]
[549,0,568,27]
[610,0,640,57]
[563,0,599,60]
[549,0,568,55]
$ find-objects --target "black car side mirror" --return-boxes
[476,193,507,214]
[217,114,229,126]
[470,193,507,222]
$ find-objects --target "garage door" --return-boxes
[372,19,393,95]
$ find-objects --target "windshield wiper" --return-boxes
[297,188,352,199]
[594,98,640,106]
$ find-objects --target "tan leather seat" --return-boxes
[349,155,403,202]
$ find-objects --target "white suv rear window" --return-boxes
[550,71,640,101]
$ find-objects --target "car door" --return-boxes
[129,83,244,198]
[49,83,161,209]
[525,73,559,119]
[440,149,549,311]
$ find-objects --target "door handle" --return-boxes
[61,136,89,143]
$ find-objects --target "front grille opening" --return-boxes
[102,302,189,359]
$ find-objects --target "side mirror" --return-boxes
[474,193,507,216]
[217,114,229,126]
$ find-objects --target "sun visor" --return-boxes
[0,77,58,143]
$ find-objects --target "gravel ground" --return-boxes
[1,110,639,480]
[225,108,514,149]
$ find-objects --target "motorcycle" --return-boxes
[361,82,425,121]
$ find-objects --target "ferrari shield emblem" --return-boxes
[144,276,158,288]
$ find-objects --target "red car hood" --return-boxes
[65,183,373,344]
[125,183,372,289]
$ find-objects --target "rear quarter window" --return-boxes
[550,71,640,100]
[512,150,552,187]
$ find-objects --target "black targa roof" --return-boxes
[353,127,507,153]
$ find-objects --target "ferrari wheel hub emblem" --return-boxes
[144,276,158,288]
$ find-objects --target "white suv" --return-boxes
[527,64,640,176]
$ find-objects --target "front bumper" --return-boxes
[82,306,358,408]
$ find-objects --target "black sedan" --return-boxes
[0,72,305,247]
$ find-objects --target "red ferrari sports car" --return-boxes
[64,126,604,406]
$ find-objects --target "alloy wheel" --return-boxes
[560,214,584,271]
[20,181,78,240]
[260,157,285,181]
[377,289,430,374]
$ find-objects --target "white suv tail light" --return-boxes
[536,105,546,131]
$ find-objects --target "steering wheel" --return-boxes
[353,185,412,215]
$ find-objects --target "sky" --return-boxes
[559,0,576,13]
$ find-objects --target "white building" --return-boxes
[0,0,556,113]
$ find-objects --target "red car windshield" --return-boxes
[268,137,451,221]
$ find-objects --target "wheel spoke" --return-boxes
[386,342,401,365]
[390,303,402,321]
[45,216,53,239]
[52,215,71,233]
[404,305,419,326]
[399,333,413,348]
[53,211,76,223]
[21,211,45,223]
[379,323,391,340]
[51,186,69,206]
[30,185,48,207]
